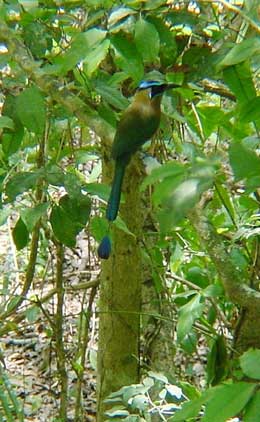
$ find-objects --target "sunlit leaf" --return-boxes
[240,349,260,380]
[202,382,256,422]
[135,18,160,62]
[218,37,260,68]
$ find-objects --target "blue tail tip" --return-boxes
[98,235,112,260]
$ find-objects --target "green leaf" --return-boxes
[84,39,110,76]
[84,182,110,201]
[111,33,144,83]
[50,205,77,247]
[188,106,227,139]
[5,172,41,201]
[26,305,40,323]
[50,193,91,247]
[215,182,235,224]
[169,396,205,421]
[203,284,223,298]
[0,208,12,226]
[158,174,213,230]
[95,81,129,110]
[229,142,260,181]
[207,336,227,386]
[114,216,134,237]
[239,97,260,122]
[2,126,24,157]
[135,18,160,62]
[223,62,256,104]
[240,349,260,380]
[108,6,136,28]
[12,217,30,250]
[51,29,107,74]
[90,216,109,241]
[23,21,52,58]
[142,161,185,189]
[218,37,260,68]
[0,116,14,130]
[177,294,204,343]
[131,394,149,411]
[21,203,49,232]
[16,86,46,134]
[148,16,177,67]
[244,390,260,422]
[148,371,168,384]
[45,165,65,187]
[202,382,256,422]
[2,94,24,156]
[59,193,91,228]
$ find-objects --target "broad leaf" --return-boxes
[169,395,205,421]
[12,217,30,250]
[239,97,260,123]
[95,82,129,110]
[84,39,110,76]
[50,193,91,247]
[202,382,256,422]
[240,349,260,380]
[50,205,77,247]
[21,203,49,232]
[5,172,41,201]
[223,62,256,104]
[229,142,260,181]
[16,86,46,134]
[244,390,260,422]
[0,116,14,130]
[59,193,91,228]
[177,294,204,343]
[207,336,227,386]
[111,33,144,83]
[135,18,160,62]
[51,29,107,74]
[217,37,260,68]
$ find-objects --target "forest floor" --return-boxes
[0,225,98,421]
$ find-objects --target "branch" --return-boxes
[189,201,260,312]
[198,79,236,101]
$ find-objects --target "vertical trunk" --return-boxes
[97,156,144,421]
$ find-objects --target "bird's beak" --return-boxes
[165,83,181,90]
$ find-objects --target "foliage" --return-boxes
[0,0,260,420]
[0,365,24,422]
[104,367,260,422]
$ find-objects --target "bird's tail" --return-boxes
[97,161,126,259]
[106,161,126,222]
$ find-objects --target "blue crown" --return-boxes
[138,80,164,89]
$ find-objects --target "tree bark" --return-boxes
[97,155,144,421]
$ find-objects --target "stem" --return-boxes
[55,242,68,421]
[74,286,97,422]
[0,129,46,320]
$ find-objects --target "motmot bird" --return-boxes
[98,80,178,259]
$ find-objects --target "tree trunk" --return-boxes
[97,156,144,421]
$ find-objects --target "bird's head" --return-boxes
[138,80,179,99]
